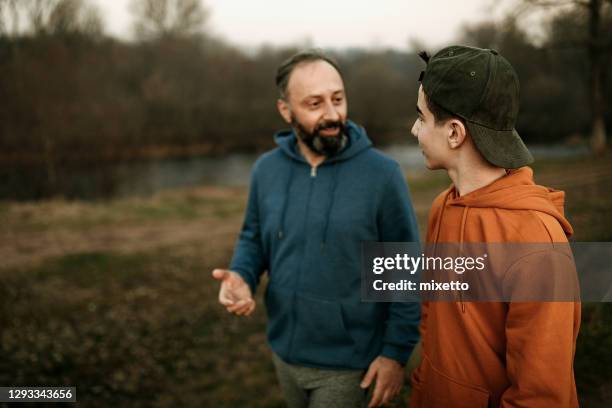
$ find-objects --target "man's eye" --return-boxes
[333,97,343,104]
[310,102,320,108]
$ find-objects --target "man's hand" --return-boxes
[211,269,256,316]
[360,356,404,407]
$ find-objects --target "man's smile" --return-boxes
[319,127,340,136]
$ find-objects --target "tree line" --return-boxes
[0,0,610,168]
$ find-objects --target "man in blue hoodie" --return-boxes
[212,50,420,408]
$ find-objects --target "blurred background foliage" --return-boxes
[0,0,610,166]
[0,0,611,407]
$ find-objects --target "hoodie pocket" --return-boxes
[291,295,356,367]
[265,286,293,354]
[414,355,491,408]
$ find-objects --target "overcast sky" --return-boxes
[91,0,517,50]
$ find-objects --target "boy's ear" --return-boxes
[447,119,468,149]
[277,99,292,124]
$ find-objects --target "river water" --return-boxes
[0,144,590,201]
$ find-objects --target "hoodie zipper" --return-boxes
[288,164,317,360]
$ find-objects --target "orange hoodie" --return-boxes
[409,167,581,408]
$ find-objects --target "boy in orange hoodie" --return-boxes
[408,46,581,407]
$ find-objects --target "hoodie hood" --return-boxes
[427,167,574,314]
[445,167,573,237]
[274,119,372,163]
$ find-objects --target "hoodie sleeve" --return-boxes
[377,164,421,365]
[500,251,581,407]
[229,163,267,294]
[501,301,580,407]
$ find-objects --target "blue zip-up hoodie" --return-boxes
[230,120,420,369]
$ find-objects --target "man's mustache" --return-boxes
[316,121,344,132]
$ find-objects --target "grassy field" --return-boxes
[0,154,611,407]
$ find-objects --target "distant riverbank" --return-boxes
[0,143,590,201]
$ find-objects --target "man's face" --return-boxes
[278,60,348,156]
[411,85,452,170]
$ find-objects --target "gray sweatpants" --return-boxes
[272,353,371,408]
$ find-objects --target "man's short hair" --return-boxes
[275,50,343,100]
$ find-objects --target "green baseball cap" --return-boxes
[419,45,533,169]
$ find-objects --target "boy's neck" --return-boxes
[447,159,507,197]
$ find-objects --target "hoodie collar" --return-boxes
[443,167,573,237]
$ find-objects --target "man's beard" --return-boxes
[292,117,348,157]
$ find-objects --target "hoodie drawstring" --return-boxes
[277,161,339,245]
[432,192,450,253]
[321,162,339,250]
[278,161,294,240]
[458,206,469,313]
[459,206,469,253]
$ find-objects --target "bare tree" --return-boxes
[586,0,608,153]
[0,0,6,35]
[514,0,610,154]
[130,0,208,41]
[27,0,57,34]
[1,0,105,38]
[25,0,103,37]
[0,0,7,35]
[48,0,103,37]
[0,0,23,37]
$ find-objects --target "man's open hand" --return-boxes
[211,269,256,316]
[360,355,404,407]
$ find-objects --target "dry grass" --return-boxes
[0,154,610,407]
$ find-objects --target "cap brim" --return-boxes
[466,121,534,169]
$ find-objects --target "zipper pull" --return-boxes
[311,166,317,177]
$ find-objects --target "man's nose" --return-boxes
[323,101,340,122]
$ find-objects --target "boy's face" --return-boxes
[411,85,452,170]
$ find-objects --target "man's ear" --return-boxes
[277,99,292,124]
[447,119,467,149]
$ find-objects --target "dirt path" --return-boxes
[0,217,243,270]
